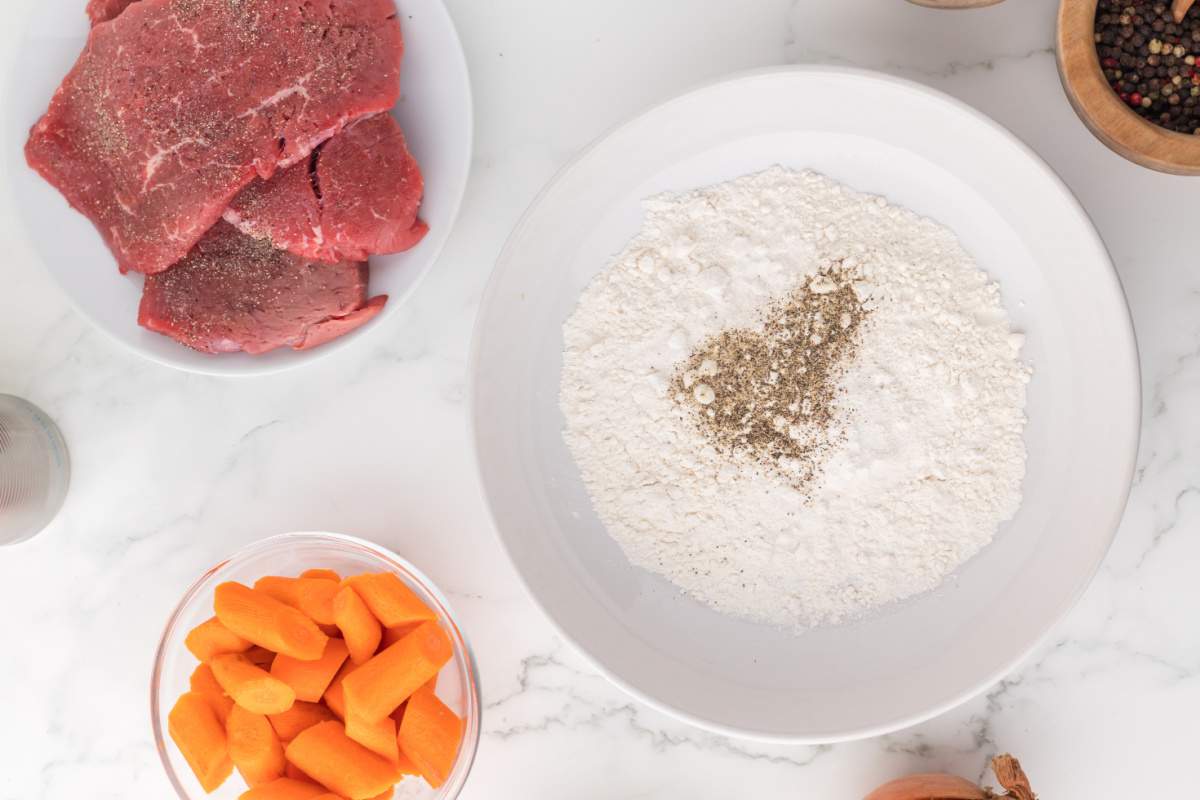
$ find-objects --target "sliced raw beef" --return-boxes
[225,114,427,263]
[138,221,388,354]
[86,0,137,25]
[27,0,402,275]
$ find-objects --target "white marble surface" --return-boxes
[1,0,1196,797]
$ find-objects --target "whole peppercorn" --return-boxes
[1097,0,1200,132]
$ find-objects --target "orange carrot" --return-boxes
[211,653,296,715]
[238,776,329,800]
[215,582,328,661]
[301,568,341,582]
[246,646,277,668]
[395,749,419,776]
[322,659,362,720]
[378,623,419,651]
[333,586,382,665]
[190,663,235,725]
[227,704,287,787]
[344,573,436,628]
[268,701,335,742]
[345,711,398,763]
[367,789,396,800]
[168,691,233,793]
[285,721,402,800]
[255,576,340,626]
[342,621,452,722]
[185,616,252,662]
[284,761,314,783]
[272,638,349,703]
[397,686,464,789]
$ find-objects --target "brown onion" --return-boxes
[865,754,1036,800]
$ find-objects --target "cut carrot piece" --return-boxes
[255,576,339,626]
[367,789,395,800]
[168,691,233,793]
[227,704,287,787]
[378,623,420,651]
[323,659,362,720]
[395,749,419,776]
[215,582,328,661]
[397,686,464,789]
[342,622,452,722]
[211,653,296,715]
[272,638,349,703]
[246,646,277,668]
[333,586,382,665]
[345,711,398,763]
[285,721,402,799]
[190,663,235,726]
[185,616,253,662]
[238,776,329,800]
[301,568,341,582]
[284,761,314,783]
[344,573,436,628]
[268,701,335,742]
[253,576,302,606]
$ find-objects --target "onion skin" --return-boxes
[864,773,989,800]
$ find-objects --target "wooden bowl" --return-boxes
[906,0,1004,7]
[1058,0,1200,174]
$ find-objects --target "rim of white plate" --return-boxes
[3,0,474,377]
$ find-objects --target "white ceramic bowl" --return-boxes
[471,67,1140,742]
[5,0,472,375]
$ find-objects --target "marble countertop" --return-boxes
[2,1,1197,797]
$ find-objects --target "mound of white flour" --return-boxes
[560,167,1030,627]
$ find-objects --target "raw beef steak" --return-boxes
[225,113,427,263]
[27,0,403,275]
[138,221,388,354]
[86,0,137,25]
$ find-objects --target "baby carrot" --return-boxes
[268,701,335,742]
[255,576,340,626]
[343,573,436,628]
[215,582,328,661]
[301,568,341,582]
[342,622,452,722]
[345,711,398,763]
[168,691,233,793]
[227,704,287,787]
[245,646,277,667]
[185,616,252,662]
[397,686,464,789]
[237,776,329,800]
[333,586,382,665]
[285,721,402,800]
[211,653,296,715]
[378,623,420,651]
[322,659,362,720]
[190,663,235,725]
[272,638,349,703]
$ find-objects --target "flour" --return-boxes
[560,167,1030,627]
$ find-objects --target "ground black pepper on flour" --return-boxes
[670,263,869,489]
[560,167,1029,627]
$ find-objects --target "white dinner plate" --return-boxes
[5,0,472,375]
[471,67,1140,742]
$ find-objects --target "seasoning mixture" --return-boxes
[560,168,1031,627]
[1095,1,1200,133]
[671,263,869,490]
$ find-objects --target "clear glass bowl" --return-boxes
[151,532,481,799]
